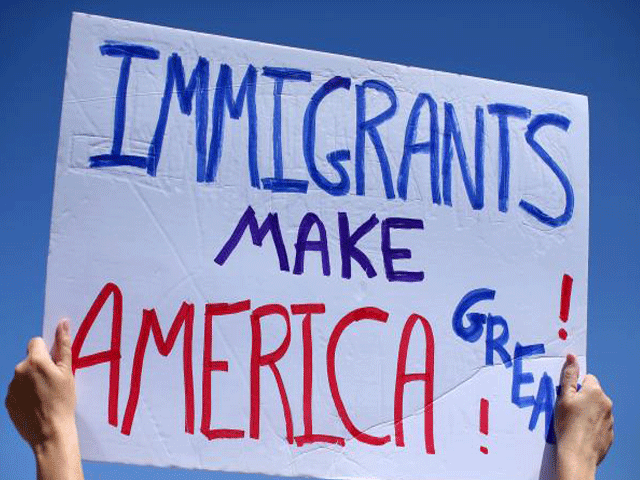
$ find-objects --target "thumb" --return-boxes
[51,319,72,369]
[560,353,579,396]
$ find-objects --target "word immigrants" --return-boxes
[91,42,574,228]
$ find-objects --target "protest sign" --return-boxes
[44,12,589,480]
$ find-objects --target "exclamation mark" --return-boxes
[558,274,573,340]
[480,398,489,454]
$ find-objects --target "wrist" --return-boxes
[33,418,83,480]
[33,415,78,453]
[556,444,597,480]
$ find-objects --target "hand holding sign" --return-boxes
[6,320,84,480]
[555,355,614,480]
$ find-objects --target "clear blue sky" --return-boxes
[1,0,638,478]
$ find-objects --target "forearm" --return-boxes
[33,421,84,480]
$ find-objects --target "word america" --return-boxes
[91,42,574,228]
[72,283,436,453]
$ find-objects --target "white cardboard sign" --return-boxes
[44,13,589,480]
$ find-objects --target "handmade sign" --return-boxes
[43,12,589,480]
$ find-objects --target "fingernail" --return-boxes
[566,353,576,364]
[62,319,70,334]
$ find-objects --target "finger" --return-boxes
[598,431,614,465]
[5,386,19,423]
[5,376,27,416]
[14,359,27,376]
[51,319,72,369]
[559,353,579,395]
[582,374,601,390]
[27,337,51,364]
[5,378,18,410]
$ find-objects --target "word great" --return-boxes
[91,42,574,228]
[453,287,559,443]
[72,282,436,453]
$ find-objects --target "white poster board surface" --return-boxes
[44,13,589,480]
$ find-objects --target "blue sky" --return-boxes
[1,0,638,479]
